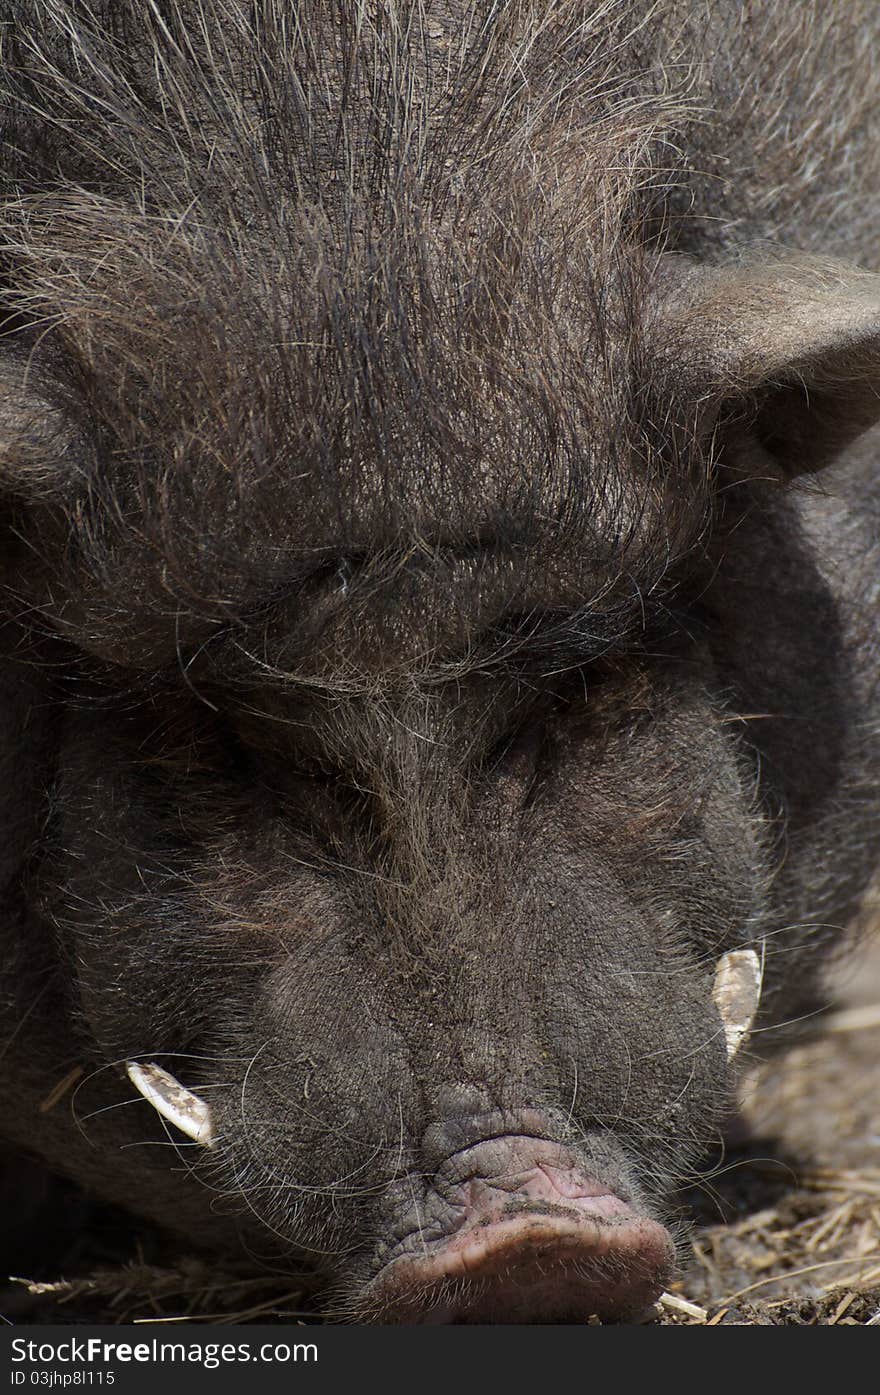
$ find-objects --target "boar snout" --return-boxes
[363,1125,674,1324]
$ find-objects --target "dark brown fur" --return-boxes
[1,3,879,1321]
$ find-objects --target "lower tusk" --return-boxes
[126,1061,215,1147]
[713,947,764,1060]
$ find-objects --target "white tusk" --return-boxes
[712,948,763,1060]
[126,1061,215,1147]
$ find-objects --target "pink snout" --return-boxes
[367,1135,675,1323]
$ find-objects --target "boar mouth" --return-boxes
[357,1134,675,1324]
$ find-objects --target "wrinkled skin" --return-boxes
[50,643,752,1316]
[1,2,880,1322]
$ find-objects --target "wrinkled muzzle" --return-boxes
[362,1130,675,1323]
[125,947,762,1322]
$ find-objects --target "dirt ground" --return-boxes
[4,928,880,1327]
[670,926,880,1326]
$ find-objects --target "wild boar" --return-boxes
[1,1,879,1322]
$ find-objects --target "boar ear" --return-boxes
[658,257,880,475]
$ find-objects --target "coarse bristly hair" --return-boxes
[0,1,876,693]
[2,7,880,1316]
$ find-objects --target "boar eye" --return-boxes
[134,695,256,790]
[494,609,619,670]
